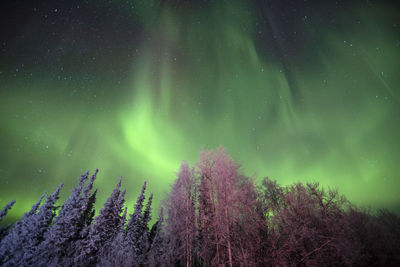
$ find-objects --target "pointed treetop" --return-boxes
[143,193,153,227]
[0,200,16,223]
[27,194,46,217]
[78,171,90,190]
[50,184,63,200]
[83,169,98,199]
[133,181,147,214]
[37,184,63,216]
[116,176,122,190]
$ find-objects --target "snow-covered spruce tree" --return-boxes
[35,170,98,266]
[78,189,97,236]
[124,181,151,265]
[98,207,128,266]
[71,184,98,265]
[0,193,45,265]
[71,189,97,266]
[19,184,63,266]
[143,193,153,234]
[147,209,167,266]
[99,182,153,266]
[138,192,154,265]
[80,169,98,228]
[0,200,15,241]
[75,177,125,266]
[0,201,15,225]
[165,161,197,266]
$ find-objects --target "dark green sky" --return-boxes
[1,0,399,221]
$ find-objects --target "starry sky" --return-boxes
[1,0,399,222]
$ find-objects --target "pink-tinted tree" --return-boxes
[197,147,263,267]
[270,182,358,266]
[372,209,400,265]
[197,148,221,266]
[165,161,197,266]
[258,177,284,214]
[211,147,238,267]
[347,207,400,266]
[230,175,268,266]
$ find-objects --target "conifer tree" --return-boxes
[21,184,63,266]
[80,169,99,228]
[125,181,148,264]
[148,209,166,266]
[97,205,128,266]
[0,200,15,241]
[0,201,15,225]
[36,170,97,266]
[0,194,45,265]
[71,189,97,266]
[143,193,153,233]
[76,177,125,265]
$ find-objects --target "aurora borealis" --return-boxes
[0,0,399,222]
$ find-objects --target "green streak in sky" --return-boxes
[0,0,399,223]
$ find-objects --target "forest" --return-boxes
[0,147,399,266]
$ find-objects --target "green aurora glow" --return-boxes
[0,0,399,222]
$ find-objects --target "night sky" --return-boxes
[1,0,399,221]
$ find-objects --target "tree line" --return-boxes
[0,147,399,266]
